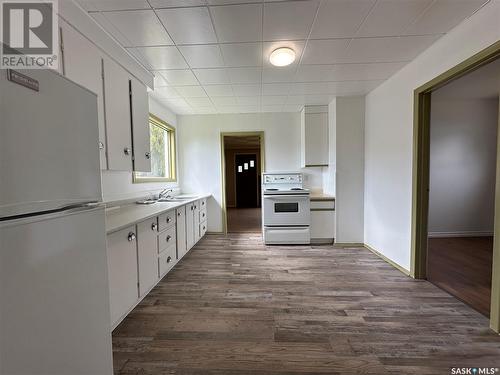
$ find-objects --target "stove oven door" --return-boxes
[263,194,310,226]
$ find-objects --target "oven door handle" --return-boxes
[263,195,309,200]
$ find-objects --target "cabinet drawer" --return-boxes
[199,221,207,238]
[158,246,176,278]
[199,198,207,209]
[199,207,207,223]
[310,200,335,210]
[158,210,176,232]
[158,226,176,253]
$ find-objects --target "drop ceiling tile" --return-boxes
[193,68,231,85]
[286,95,305,104]
[311,0,376,38]
[328,80,384,95]
[179,45,225,68]
[263,40,304,67]
[126,47,154,69]
[262,66,296,83]
[150,0,206,7]
[330,62,406,81]
[102,10,173,47]
[303,94,333,105]
[152,86,181,98]
[92,13,131,47]
[262,83,291,95]
[208,0,262,5]
[235,105,261,113]
[262,105,284,112]
[204,84,234,96]
[237,96,261,105]
[342,35,440,63]
[153,71,170,86]
[193,107,217,114]
[301,39,350,65]
[289,82,331,95]
[282,104,304,112]
[220,43,263,67]
[232,84,261,96]
[261,95,287,105]
[357,0,433,37]
[263,0,319,41]
[134,46,188,69]
[212,96,238,106]
[158,69,199,85]
[156,7,217,45]
[295,65,335,82]
[174,85,208,97]
[80,0,150,11]
[185,97,213,107]
[210,3,263,42]
[227,67,262,83]
[404,0,488,35]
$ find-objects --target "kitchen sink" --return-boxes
[136,199,158,205]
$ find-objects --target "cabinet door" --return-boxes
[304,112,328,166]
[310,210,335,240]
[103,57,132,171]
[60,20,107,169]
[130,77,151,172]
[137,219,159,297]
[186,203,195,250]
[106,226,138,327]
[176,206,187,258]
[194,200,201,243]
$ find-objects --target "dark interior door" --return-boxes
[235,154,258,208]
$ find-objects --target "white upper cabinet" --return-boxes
[60,20,107,169]
[130,77,151,172]
[301,106,329,167]
[103,56,133,171]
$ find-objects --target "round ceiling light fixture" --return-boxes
[269,47,296,67]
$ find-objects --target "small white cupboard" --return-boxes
[301,106,329,167]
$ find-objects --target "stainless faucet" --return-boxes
[158,189,173,199]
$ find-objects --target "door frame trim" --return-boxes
[411,40,500,331]
[220,131,265,234]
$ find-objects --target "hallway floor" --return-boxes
[227,207,261,233]
[428,236,493,317]
[112,233,500,375]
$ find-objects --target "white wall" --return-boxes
[101,97,179,202]
[429,97,498,236]
[364,0,500,270]
[336,97,365,243]
[178,112,309,232]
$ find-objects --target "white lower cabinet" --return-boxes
[310,200,336,244]
[106,200,208,329]
[186,202,195,250]
[137,218,160,297]
[106,226,139,327]
[176,206,187,259]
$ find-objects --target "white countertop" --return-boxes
[105,194,211,234]
[310,192,335,201]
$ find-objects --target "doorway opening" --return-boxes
[221,132,265,234]
[412,40,500,331]
[427,58,500,317]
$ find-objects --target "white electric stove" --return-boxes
[262,172,310,244]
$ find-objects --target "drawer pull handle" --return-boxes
[127,232,136,242]
[202,213,205,218]
[194,205,197,209]
[167,256,172,263]
[177,212,182,216]
[191,206,194,211]
[124,147,132,156]
[151,223,157,231]
[145,151,151,159]
[166,235,172,242]
[203,226,206,230]
[166,217,172,223]
[202,201,205,206]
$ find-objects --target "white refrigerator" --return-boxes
[0,69,113,374]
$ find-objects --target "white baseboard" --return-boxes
[428,231,494,238]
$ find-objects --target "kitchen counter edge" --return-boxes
[105,194,211,234]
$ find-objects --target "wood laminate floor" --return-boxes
[428,236,493,317]
[113,233,500,375]
[227,208,261,233]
